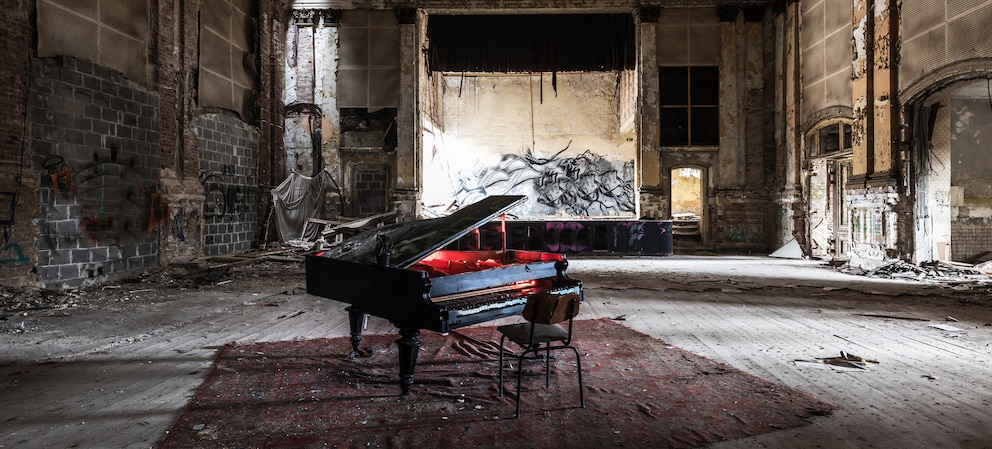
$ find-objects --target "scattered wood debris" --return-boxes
[794,351,879,371]
[838,259,992,290]
[181,247,307,272]
[853,313,929,321]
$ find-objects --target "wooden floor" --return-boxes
[3,255,992,449]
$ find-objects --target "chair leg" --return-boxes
[570,346,585,409]
[514,349,530,418]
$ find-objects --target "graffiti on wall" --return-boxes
[434,145,634,218]
[169,198,201,244]
[0,191,23,265]
[43,155,76,199]
[0,243,29,265]
[199,170,257,222]
[41,150,166,247]
[544,221,588,253]
[75,150,167,243]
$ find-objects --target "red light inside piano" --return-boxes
[411,251,511,277]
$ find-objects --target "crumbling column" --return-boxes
[848,0,902,267]
[393,8,420,220]
[637,6,663,219]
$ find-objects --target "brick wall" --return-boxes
[30,56,163,289]
[0,1,37,285]
[196,114,260,256]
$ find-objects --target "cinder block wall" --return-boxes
[196,114,260,256]
[30,56,163,289]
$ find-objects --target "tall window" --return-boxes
[339,10,400,109]
[659,66,719,146]
[37,0,149,84]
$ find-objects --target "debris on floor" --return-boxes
[793,351,879,371]
[838,259,992,290]
[854,313,929,321]
[928,323,964,332]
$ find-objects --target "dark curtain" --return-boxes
[427,14,636,73]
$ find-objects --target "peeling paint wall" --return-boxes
[842,0,906,266]
[900,2,992,265]
[913,95,952,262]
[711,9,772,249]
[848,186,900,266]
[807,158,830,257]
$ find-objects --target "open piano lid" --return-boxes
[315,195,525,269]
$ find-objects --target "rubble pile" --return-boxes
[840,259,992,290]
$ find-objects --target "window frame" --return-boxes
[659,66,720,147]
[805,120,853,158]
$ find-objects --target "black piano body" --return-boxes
[305,195,583,394]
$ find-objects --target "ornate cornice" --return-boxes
[292,9,339,26]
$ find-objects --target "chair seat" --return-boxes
[497,322,569,347]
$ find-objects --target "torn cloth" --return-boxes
[271,170,331,242]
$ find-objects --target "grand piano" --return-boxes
[306,195,583,394]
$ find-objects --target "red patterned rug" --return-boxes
[159,318,835,449]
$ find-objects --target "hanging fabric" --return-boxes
[271,170,332,242]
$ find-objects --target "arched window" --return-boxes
[805,120,852,158]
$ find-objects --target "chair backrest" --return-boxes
[522,293,580,325]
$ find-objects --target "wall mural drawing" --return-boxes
[428,143,635,218]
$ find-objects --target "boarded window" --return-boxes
[199,0,256,119]
[338,10,400,109]
[37,0,149,84]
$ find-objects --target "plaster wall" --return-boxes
[807,158,830,258]
[847,185,900,268]
[421,73,636,219]
[916,95,952,262]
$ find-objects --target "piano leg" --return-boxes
[395,328,423,395]
[346,308,372,358]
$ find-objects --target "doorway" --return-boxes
[671,166,705,247]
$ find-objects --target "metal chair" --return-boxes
[497,292,584,418]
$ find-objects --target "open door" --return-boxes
[671,166,705,248]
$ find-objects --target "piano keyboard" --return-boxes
[441,286,580,317]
